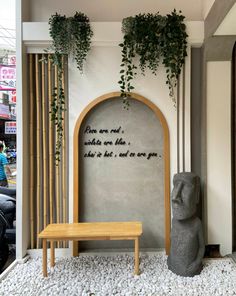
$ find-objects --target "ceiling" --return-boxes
[214,2,236,35]
[30,0,205,22]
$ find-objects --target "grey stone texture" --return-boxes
[167,172,205,277]
[79,97,165,250]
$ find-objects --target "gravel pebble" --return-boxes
[0,253,235,296]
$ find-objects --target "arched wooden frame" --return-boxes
[73,92,170,255]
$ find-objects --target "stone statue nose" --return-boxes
[172,183,183,203]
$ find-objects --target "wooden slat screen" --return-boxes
[28,53,68,249]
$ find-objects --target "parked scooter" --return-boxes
[0,187,16,271]
[5,149,17,164]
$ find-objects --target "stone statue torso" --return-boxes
[167,217,203,276]
[167,172,205,277]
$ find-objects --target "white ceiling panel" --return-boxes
[29,0,204,21]
[214,2,236,35]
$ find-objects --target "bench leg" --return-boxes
[43,239,47,277]
[134,237,140,275]
[50,241,55,267]
[73,241,79,257]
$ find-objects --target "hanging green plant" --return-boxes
[49,12,93,72]
[46,12,93,162]
[49,53,65,162]
[118,10,188,108]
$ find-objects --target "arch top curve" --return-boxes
[73,92,169,141]
[73,92,170,255]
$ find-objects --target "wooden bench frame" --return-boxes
[38,221,142,277]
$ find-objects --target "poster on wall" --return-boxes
[5,121,16,134]
[0,65,16,91]
[0,104,10,119]
[7,55,16,65]
[9,90,16,104]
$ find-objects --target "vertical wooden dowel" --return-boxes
[48,55,54,225]
[62,57,67,248]
[50,241,55,267]
[29,54,34,249]
[182,63,186,172]
[43,239,47,277]
[73,241,79,257]
[177,79,180,173]
[42,55,48,229]
[36,54,41,249]
[134,237,139,275]
[55,64,60,248]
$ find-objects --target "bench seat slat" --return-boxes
[38,222,142,239]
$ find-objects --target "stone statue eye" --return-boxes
[182,183,194,194]
[174,181,181,187]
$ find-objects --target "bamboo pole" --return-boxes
[36,54,41,249]
[42,55,48,229]
[62,57,67,248]
[48,55,54,225]
[29,54,35,249]
[55,63,60,248]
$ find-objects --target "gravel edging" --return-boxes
[0,253,236,296]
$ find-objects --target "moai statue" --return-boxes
[167,172,205,277]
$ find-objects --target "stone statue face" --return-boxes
[171,172,200,220]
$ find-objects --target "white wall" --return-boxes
[206,61,232,256]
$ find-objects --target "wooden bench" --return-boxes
[38,221,142,277]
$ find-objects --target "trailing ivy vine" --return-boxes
[47,12,93,162]
[118,10,188,108]
[49,53,65,162]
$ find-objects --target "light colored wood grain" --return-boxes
[54,64,60,248]
[42,55,48,229]
[50,241,55,267]
[29,54,34,249]
[72,241,78,257]
[62,57,67,248]
[36,54,41,249]
[39,222,142,239]
[48,55,54,225]
[40,221,142,277]
[73,92,170,255]
[43,239,47,277]
[134,237,139,275]
[48,236,138,241]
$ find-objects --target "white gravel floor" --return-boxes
[0,253,236,296]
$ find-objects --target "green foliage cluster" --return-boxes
[118,10,188,108]
[49,12,93,72]
[48,12,93,162]
[50,54,65,162]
